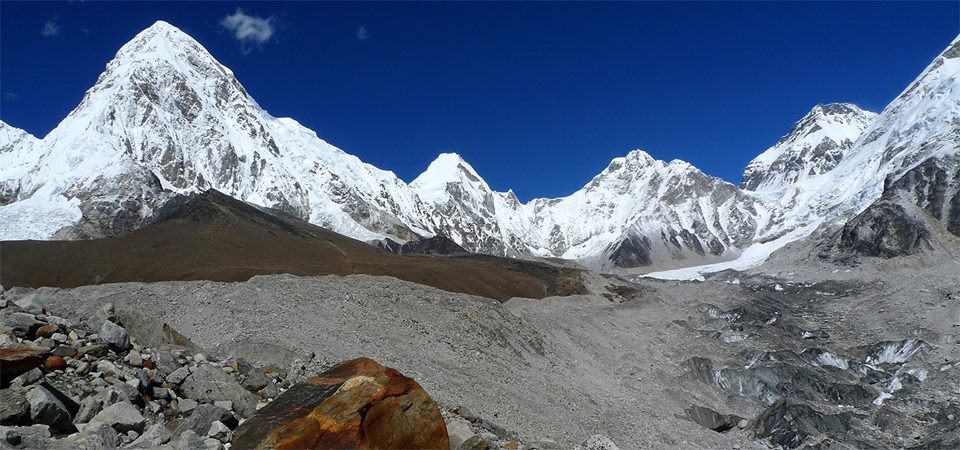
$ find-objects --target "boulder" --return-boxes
[0,389,29,425]
[10,367,43,388]
[25,385,75,434]
[241,370,269,392]
[6,313,40,338]
[0,343,49,386]
[232,357,448,450]
[81,421,120,448]
[75,396,102,424]
[446,418,474,449]
[207,420,232,443]
[175,430,207,450]
[130,423,173,448]
[91,401,147,433]
[179,364,258,417]
[100,320,132,352]
[172,404,234,440]
[166,366,192,384]
[14,296,43,315]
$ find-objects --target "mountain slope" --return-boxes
[741,103,877,191]
[0,21,432,242]
[0,190,586,301]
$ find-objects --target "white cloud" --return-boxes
[356,26,370,41]
[220,8,275,51]
[41,19,60,37]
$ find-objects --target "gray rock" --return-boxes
[173,404,232,440]
[178,398,199,413]
[130,423,173,448]
[7,312,40,338]
[154,350,180,376]
[203,437,225,450]
[446,418,474,450]
[25,385,75,434]
[0,389,29,425]
[96,384,141,407]
[213,400,232,411]
[152,387,171,400]
[74,396,102,424]
[0,424,52,447]
[179,364,257,417]
[100,320,131,352]
[125,351,143,366]
[259,379,278,398]
[241,370,268,392]
[96,360,122,378]
[166,366,192,385]
[174,430,206,450]
[91,401,147,434]
[81,421,119,448]
[206,420,231,443]
[14,295,43,315]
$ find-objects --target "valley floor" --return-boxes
[5,256,958,448]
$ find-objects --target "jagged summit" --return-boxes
[740,102,877,191]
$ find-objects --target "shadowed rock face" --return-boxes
[232,358,448,450]
[833,200,932,258]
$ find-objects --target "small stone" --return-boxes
[81,421,120,448]
[100,321,131,352]
[258,379,278,398]
[738,419,748,429]
[91,401,147,434]
[97,360,121,378]
[178,398,199,413]
[948,414,955,421]
[194,354,207,363]
[34,324,59,339]
[207,420,232,443]
[77,343,109,358]
[43,355,67,371]
[125,351,143,367]
[152,387,171,400]
[51,333,68,344]
[68,331,79,342]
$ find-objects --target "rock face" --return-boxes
[232,357,448,450]
[817,155,960,260]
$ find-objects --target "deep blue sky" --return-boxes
[1,2,958,200]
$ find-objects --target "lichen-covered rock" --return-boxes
[232,357,448,450]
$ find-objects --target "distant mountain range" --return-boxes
[2,21,958,273]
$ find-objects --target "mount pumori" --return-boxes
[2,21,958,274]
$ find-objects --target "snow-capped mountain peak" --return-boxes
[411,152,491,202]
[741,102,878,191]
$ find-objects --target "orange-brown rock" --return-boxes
[0,344,50,387]
[232,357,448,450]
[35,323,59,339]
[43,355,67,371]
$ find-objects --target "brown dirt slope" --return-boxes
[0,190,585,301]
